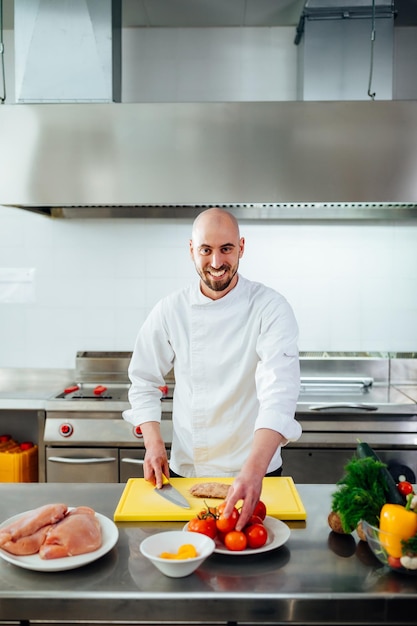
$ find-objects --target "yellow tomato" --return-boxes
[159,543,198,560]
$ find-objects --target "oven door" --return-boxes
[119,448,146,481]
[46,447,119,482]
[119,447,172,482]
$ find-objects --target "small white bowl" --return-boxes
[140,530,215,578]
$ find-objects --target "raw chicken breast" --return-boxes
[39,506,102,560]
[1,525,52,556]
[0,504,67,547]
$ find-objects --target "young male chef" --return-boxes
[123,207,301,529]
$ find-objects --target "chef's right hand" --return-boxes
[139,421,170,489]
[144,446,170,489]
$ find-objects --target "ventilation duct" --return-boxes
[295,0,396,100]
[14,0,121,103]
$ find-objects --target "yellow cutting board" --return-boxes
[113,476,306,522]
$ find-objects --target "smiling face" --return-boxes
[189,208,245,300]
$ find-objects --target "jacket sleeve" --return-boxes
[254,295,302,442]
[123,300,174,427]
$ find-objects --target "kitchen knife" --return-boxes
[154,475,191,509]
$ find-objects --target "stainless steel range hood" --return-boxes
[1,100,417,220]
[2,0,416,220]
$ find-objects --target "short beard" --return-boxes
[199,266,237,293]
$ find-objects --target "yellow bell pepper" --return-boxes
[379,503,417,558]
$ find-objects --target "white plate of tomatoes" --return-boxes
[183,515,290,556]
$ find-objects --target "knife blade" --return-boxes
[154,475,191,509]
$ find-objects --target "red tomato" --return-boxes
[397,481,414,497]
[224,530,248,552]
[244,523,268,549]
[216,530,227,544]
[387,555,402,570]
[253,500,267,521]
[216,503,240,533]
[188,516,217,539]
[245,514,264,528]
[205,516,218,539]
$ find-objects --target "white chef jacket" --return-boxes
[123,274,301,477]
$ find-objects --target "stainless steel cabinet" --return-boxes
[282,447,417,484]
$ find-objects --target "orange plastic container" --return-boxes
[0,438,38,482]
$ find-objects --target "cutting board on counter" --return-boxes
[113,476,306,522]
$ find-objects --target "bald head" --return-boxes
[189,208,244,300]
[191,208,240,242]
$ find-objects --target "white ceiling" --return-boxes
[2,0,417,29]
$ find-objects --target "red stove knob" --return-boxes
[133,425,143,438]
[59,423,73,438]
[64,385,79,394]
[93,385,107,395]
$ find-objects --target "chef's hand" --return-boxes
[222,469,264,531]
[139,421,170,489]
[222,428,285,530]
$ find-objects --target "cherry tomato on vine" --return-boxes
[245,514,264,527]
[216,530,227,544]
[397,481,414,497]
[198,505,217,518]
[216,502,240,533]
[244,523,268,549]
[253,500,267,521]
[224,530,247,551]
[188,516,217,539]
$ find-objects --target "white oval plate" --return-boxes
[183,515,290,556]
[0,510,118,572]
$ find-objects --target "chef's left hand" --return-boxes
[222,469,264,531]
[221,428,285,530]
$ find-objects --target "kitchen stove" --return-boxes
[56,384,126,400]
[46,351,173,413]
[42,351,173,483]
[55,383,172,402]
[41,351,417,485]
[287,353,417,485]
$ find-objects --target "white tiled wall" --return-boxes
[122,27,298,102]
[0,206,416,368]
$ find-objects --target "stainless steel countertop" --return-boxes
[0,368,74,410]
[0,483,416,625]
[1,367,416,414]
[397,386,417,403]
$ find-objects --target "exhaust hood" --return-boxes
[1,0,416,220]
[1,100,417,220]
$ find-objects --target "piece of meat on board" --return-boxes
[1,525,52,556]
[189,482,231,499]
[0,504,67,547]
[39,506,102,560]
